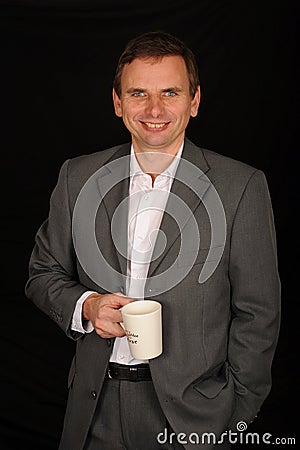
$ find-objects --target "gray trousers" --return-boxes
[84,377,231,450]
[84,377,184,450]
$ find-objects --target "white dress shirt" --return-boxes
[71,143,183,365]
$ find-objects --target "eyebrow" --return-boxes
[126,87,147,94]
[126,86,184,94]
[161,86,183,93]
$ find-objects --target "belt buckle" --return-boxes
[107,367,112,379]
[129,367,138,381]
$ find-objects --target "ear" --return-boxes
[112,88,123,117]
[190,85,201,118]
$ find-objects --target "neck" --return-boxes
[133,142,183,179]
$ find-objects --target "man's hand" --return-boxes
[82,292,134,338]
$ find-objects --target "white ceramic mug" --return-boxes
[121,300,162,360]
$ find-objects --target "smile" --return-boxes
[142,122,169,129]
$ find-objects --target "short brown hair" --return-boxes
[113,31,199,98]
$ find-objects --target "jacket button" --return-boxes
[107,339,112,347]
[91,391,97,399]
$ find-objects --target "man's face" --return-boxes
[113,55,200,155]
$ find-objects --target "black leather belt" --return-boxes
[107,362,152,382]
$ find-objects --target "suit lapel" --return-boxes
[96,143,131,277]
[148,139,211,277]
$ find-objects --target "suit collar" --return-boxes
[181,137,210,174]
[101,138,210,174]
[96,143,131,277]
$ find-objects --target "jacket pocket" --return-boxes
[192,361,229,399]
[67,356,76,389]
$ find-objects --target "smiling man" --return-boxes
[112,55,200,155]
[26,32,280,449]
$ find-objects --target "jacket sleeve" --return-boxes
[227,169,281,429]
[25,160,89,339]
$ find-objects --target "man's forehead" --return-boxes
[121,55,189,85]
[124,54,186,68]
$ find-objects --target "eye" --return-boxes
[132,92,145,97]
[165,91,176,97]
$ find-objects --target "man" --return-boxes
[26,31,281,449]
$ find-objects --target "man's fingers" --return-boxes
[85,292,134,338]
[102,293,134,308]
[94,321,126,338]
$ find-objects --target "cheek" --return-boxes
[122,103,142,119]
[176,107,192,124]
[169,100,191,117]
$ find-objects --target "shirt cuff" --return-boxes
[71,291,97,334]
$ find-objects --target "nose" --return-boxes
[145,95,164,118]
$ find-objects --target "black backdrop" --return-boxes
[0,1,298,449]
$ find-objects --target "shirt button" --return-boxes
[106,339,112,347]
[119,354,125,361]
[91,391,97,399]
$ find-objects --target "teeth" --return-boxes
[144,122,166,129]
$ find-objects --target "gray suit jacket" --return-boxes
[25,139,281,449]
